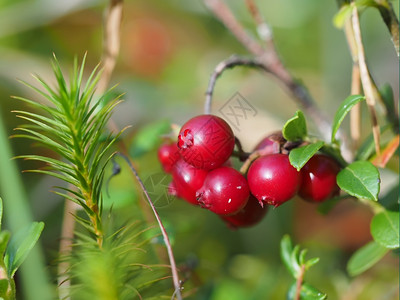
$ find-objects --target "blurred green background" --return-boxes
[0,0,398,299]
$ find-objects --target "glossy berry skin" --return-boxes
[167,180,179,197]
[172,159,208,205]
[177,115,235,170]
[158,143,180,173]
[221,194,268,229]
[298,154,341,202]
[196,167,249,215]
[247,154,300,207]
[254,131,285,153]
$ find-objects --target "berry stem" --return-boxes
[115,152,183,300]
[203,0,334,143]
[233,137,251,161]
[295,264,306,300]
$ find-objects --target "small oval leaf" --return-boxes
[333,4,352,28]
[289,141,324,171]
[283,111,307,142]
[336,161,380,201]
[5,222,44,277]
[371,210,399,249]
[331,95,365,143]
[347,241,388,276]
[287,281,327,300]
[281,235,298,278]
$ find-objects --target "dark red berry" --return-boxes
[177,115,235,170]
[196,167,249,215]
[158,143,180,173]
[221,194,268,229]
[172,159,208,205]
[254,131,285,153]
[298,154,341,202]
[247,154,300,207]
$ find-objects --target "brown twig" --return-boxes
[343,20,362,149]
[204,55,269,114]
[97,0,124,95]
[245,0,273,46]
[294,264,306,300]
[351,6,381,156]
[116,153,182,300]
[203,0,332,142]
[57,200,79,300]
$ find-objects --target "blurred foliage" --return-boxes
[0,0,398,299]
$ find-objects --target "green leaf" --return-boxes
[283,111,307,142]
[289,142,324,171]
[4,222,44,277]
[379,84,394,115]
[305,257,320,269]
[371,210,399,249]
[347,241,388,276]
[379,83,399,128]
[0,232,10,257]
[336,161,380,201]
[280,235,298,278]
[130,120,171,158]
[0,198,2,232]
[355,0,378,8]
[333,4,353,28]
[287,282,327,300]
[331,95,365,143]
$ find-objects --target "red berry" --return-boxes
[298,154,341,202]
[177,115,235,170]
[171,159,208,205]
[247,154,300,207]
[158,143,180,173]
[254,131,285,153]
[221,194,268,229]
[167,180,179,197]
[196,167,249,215]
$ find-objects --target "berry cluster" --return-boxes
[158,114,341,228]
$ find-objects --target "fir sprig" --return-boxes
[12,54,126,247]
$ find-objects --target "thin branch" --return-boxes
[245,0,273,46]
[97,0,124,95]
[116,153,183,300]
[204,55,269,114]
[351,6,381,156]
[350,65,361,149]
[344,20,362,150]
[57,199,79,300]
[294,264,306,300]
[204,0,333,142]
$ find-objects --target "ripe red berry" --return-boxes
[298,154,341,202]
[196,167,249,215]
[221,194,268,229]
[254,131,285,153]
[167,180,179,197]
[247,154,300,207]
[158,143,180,173]
[171,159,208,205]
[177,115,235,170]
